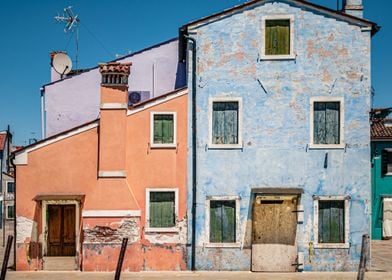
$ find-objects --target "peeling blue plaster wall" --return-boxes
[186,0,372,272]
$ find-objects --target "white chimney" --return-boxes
[344,0,363,18]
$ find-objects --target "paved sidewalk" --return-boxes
[371,239,392,272]
[5,271,392,280]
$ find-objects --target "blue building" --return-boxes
[181,0,379,272]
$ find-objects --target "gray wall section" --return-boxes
[186,1,372,272]
[44,39,185,137]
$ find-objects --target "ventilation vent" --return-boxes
[101,73,128,86]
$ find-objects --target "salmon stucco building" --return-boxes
[13,62,188,271]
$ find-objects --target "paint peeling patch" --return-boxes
[84,218,139,243]
[145,219,187,244]
[17,216,37,243]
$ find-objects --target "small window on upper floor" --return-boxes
[150,112,177,148]
[382,149,392,176]
[7,182,14,194]
[261,15,295,60]
[310,97,345,149]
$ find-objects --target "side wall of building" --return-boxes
[44,39,186,137]
[187,1,371,271]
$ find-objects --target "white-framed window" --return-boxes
[150,112,177,148]
[6,205,15,219]
[145,188,178,232]
[261,14,295,60]
[382,149,392,176]
[309,96,345,149]
[205,195,241,247]
[313,195,350,249]
[209,97,243,149]
[7,182,14,194]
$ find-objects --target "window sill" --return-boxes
[308,144,345,150]
[204,243,241,248]
[313,243,349,249]
[208,143,243,150]
[384,173,392,176]
[145,227,179,233]
[260,54,296,60]
[150,143,176,149]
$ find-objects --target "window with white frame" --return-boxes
[209,97,242,148]
[146,188,178,232]
[313,196,350,248]
[261,15,295,60]
[7,205,15,219]
[150,112,176,148]
[310,97,344,148]
[7,182,14,194]
[206,196,240,247]
[382,149,392,176]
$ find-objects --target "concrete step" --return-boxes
[43,257,77,271]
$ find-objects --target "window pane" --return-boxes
[212,102,239,145]
[318,200,344,243]
[7,182,14,193]
[153,114,174,144]
[149,192,175,228]
[314,102,340,144]
[265,20,290,55]
[7,206,14,219]
[210,200,236,243]
[387,152,392,174]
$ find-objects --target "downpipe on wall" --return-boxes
[184,34,197,271]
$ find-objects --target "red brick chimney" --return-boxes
[98,62,131,178]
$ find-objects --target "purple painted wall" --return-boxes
[43,38,185,137]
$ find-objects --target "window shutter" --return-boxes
[325,102,340,144]
[212,104,225,144]
[154,118,163,144]
[265,24,273,55]
[222,201,236,243]
[314,102,326,144]
[224,103,238,144]
[162,117,174,144]
[318,201,330,243]
[382,149,389,176]
[265,20,290,55]
[150,192,175,228]
[277,23,290,55]
[210,201,222,242]
[319,201,344,243]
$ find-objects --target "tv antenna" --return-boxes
[54,6,80,70]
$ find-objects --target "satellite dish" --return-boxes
[52,53,72,75]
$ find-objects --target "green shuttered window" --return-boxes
[318,200,345,243]
[7,182,14,193]
[314,102,340,145]
[153,114,174,144]
[212,102,239,145]
[210,200,236,243]
[7,205,15,219]
[149,192,175,228]
[265,19,290,55]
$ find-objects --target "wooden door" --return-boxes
[47,205,76,256]
[252,195,298,272]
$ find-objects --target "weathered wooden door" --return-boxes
[252,195,298,272]
[47,205,76,256]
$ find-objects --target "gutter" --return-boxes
[10,153,16,270]
[184,34,197,271]
[40,88,45,140]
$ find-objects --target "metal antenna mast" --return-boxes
[54,6,80,70]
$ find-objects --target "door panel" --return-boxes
[252,195,298,272]
[47,205,76,256]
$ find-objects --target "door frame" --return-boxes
[41,200,80,258]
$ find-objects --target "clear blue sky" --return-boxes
[0,0,390,145]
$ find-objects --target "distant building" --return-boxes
[0,129,14,229]
[371,108,392,240]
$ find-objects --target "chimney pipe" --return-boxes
[343,0,363,18]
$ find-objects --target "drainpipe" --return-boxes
[184,35,197,271]
[10,153,16,270]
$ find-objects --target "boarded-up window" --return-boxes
[382,150,392,176]
[149,191,175,228]
[265,19,290,55]
[153,114,174,144]
[318,200,345,243]
[212,102,239,145]
[7,205,14,219]
[314,102,340,145]
[210,200,236,243]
